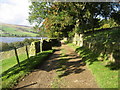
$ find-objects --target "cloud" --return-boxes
[0,0,32,26]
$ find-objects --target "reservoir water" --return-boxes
[0,37,47,43]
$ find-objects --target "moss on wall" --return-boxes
[73,28,120,64]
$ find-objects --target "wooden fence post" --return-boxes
[14,47,20,67]
[25,45,29,60]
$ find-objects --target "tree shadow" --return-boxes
[76,27,120,70]
[39,51,86,78]
[57,58,86,78]
[75,47,99,65]
[105,62,120,70]
[1,51,52,80]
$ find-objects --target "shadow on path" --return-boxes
[35,45,86,78]
[15,44,98,88]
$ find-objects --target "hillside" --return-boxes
[0,23,39,37]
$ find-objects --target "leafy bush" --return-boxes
[102,24,110,28]
[13,42,24,48]
[8,43,15,49]
[22,38,35,45]
[0,42,10,51]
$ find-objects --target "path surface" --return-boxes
[15,44,99,89]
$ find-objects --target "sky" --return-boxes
[0,0,119,26]
[0,0,32,26]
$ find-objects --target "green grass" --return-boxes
[51,69,66,88]
[1,50,53,88]
[51,76,60,88]
[67,43,119,88]
[1,53,27,74]
[4,26,37,36]
[87,61,118,88]
[67,43,80,49]
[0,24,38,37]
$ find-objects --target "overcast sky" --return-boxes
[0,0,32,26]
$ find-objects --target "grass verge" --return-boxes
[67,43,119,88]
[1,50,53,89]
[1,53,27,74]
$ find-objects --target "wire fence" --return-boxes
[0,45,30,61]
[1,39,53,67]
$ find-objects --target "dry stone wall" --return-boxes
[73,33,84,47]
[72,32,119,63]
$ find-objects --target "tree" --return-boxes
[28,2,118,39]
[28,2,49,25]
[111,11,120,25]
[0,42,10,51]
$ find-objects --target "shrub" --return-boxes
[0,42,10,51]
[22,38,30,45]
[13,42,24,48]
[0,38,37,52]
[8,43,15,49]
[102,24,110,28]
[49,39,61,47]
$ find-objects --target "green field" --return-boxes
[0,23,39,37]
[1,53,27,74]
[1,50,53,88]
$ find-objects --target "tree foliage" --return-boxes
[28,2,119,39]
[111,11,120,25]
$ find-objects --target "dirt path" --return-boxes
[14,44,99,89]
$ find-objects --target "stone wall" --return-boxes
[72,30,119,63]
[29,41,40,56]
[29,39,52,56]
[73,33,84,47]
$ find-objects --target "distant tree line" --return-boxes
[1,34,31,37]
[0,34,41,37]
[0,38,37,52]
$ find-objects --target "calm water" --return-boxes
[0,37,48,43]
